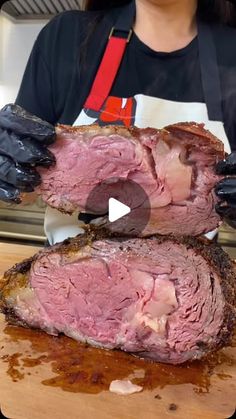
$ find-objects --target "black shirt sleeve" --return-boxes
[222,67,236,151]
[16,36,56,124]
[14,10,107,126]
[213,24,236,151]
[15,11,90,125]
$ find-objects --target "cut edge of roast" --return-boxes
[0,228,235,363]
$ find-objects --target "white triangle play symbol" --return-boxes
[108,198,131,223]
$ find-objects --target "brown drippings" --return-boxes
[1,353,24,382]
[169,403,178,411]
[22,355,47,368]
[1,325,235,394]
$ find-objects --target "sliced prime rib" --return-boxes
[37,122,224,236]
[1,228,235,364]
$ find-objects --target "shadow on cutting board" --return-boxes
[227,410,236,419]
[0,407,9,419]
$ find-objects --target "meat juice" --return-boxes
[1,324,235,395]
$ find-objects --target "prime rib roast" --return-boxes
[1,117,235,365]
[0,228,235,364]
[37,122,224,236]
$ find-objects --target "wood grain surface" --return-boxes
[0,242,235,419]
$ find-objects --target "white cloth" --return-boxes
[44,95,230,245]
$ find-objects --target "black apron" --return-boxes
[81,0,224,121]
[78,0,224,224]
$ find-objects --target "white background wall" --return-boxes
[0,13,47,108]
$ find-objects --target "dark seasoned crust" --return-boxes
[164,122,224,157]
[0,227,235,352]
[56,122,225,158]
[166,235,236,351]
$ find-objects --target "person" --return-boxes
[0,0,236,244]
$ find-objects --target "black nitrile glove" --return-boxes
[0,104,56,203]
[215,152,236,228]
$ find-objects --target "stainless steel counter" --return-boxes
[0,192,236,254]
[218,223,236,259]
[0,194,45,242]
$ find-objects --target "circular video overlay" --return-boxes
[85,178,151,236]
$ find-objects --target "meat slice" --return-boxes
[1,228,235,364]
[37,122,224,236]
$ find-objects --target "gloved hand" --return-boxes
[0,104,55,203]
[215,152,236,228]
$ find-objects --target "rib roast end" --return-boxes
[1,228,235,364]
[37,122,224,236]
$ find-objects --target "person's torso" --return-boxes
[16,9,236,149]
[15,8,236,244]
[74,29,230,153]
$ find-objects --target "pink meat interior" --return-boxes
[37,128,222,236]
[14,238,225,364]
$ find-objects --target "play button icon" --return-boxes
[108,198,131,222]
[85,178,151,236]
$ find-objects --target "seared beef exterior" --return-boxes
[1,228,235,364]
[37,123,224,236]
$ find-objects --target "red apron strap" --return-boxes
[84,29,132,112]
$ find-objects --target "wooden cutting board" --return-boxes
[0,242,236,419]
